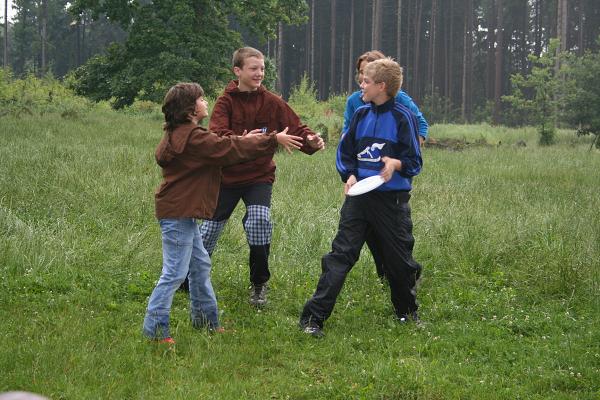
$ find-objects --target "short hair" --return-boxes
[363,58,403,97]
[232,47,264,68]
[162,82,204,132]
[355,50,385,72]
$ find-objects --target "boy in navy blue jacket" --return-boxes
[300,58,423,337]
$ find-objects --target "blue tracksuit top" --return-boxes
[336,97,422,192]
[343,90,429,139]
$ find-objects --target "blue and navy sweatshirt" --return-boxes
[336,97,422,192]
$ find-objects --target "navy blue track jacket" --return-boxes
[336,97,422,192]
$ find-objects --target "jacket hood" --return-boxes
[155,123,198,167]
[224,80,267,96]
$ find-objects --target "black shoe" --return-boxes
[249,283,268,306]
[299,320,324,338]
[397,311,421,325]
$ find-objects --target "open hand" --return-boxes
[276,127,304,154]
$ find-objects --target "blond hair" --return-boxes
[363,58,403,97]
[232,47,264,68]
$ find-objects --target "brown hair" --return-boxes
[363,58,403,97]
[161,82,204,132]
[232,47,264,69]
[355,50,386,72]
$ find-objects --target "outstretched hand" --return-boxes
[306,133,325,150]
[276,127,304,154]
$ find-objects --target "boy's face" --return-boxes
[234,56,265,92]
[360,73,387,105]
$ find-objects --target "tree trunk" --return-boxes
[396,0,402,62]
[534,0,543,57]
[348,0,355,91]
[493,0,503,125]
[413,0,423,100]
[556,0,567,73]
[371,0,382,50]
[277,22,284,95]
[3,0,7,69]
[462,0,473,122]
[578,0,584,55]
[330,0,336,94]
[310,0,315,80]
[428,0,437,98]
[40,0,47,75]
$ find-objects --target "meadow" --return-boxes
[0,107,599,399]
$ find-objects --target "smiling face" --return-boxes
[234,56,265,92]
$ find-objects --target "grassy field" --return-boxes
[0,108,599,399]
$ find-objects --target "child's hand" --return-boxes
[344,175,357,195]
[380,157,402,182]
[242,129,264,136]
[276,127,304,154]
[306,133,325,150]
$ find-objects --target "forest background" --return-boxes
[2,0,600,127]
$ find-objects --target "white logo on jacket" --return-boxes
[357,143,386,162]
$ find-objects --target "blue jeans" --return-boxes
[143,218,219,339]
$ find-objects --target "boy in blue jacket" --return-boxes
[300,58,423,337]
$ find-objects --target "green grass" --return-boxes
[1,110,599,399]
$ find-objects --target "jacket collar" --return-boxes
[225,80,266,95]
[370,97,395,113]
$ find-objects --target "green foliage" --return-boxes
[422,89,460,124]
[0,69,92,118]
[288,75,343,143]
[561,44,600,149]
[503,40,562,146]
[68,0,308,108]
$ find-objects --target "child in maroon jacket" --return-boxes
[198,47,324,306]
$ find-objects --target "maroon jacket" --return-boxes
[154,123,278,219]
[209,81,318,187]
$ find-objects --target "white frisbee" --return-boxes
[347,175,385,196]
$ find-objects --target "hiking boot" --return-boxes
[300,320,325,338]
[249,283,268,306]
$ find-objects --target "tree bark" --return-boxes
[428,0,437,98]
[41,0,47,75]
[493,0,503,125]
[348,0,355,91]
[461,0,473,122]
[277,22,284,94]
[396,0,402,62]
[3,0,7,69]
[310,0,315,80]
[413,0,423,100]
[371,0,382,50]
[330,0,336,93]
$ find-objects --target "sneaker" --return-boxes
[156,337,175,345]
[300,320,325,338]
[249,284,268,306]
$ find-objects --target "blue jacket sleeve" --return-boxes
[396,91,429,139]
[396,110,422,177]
[336,112,359,182]
[342,91,362,133]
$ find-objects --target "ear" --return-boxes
[233,66,242,78]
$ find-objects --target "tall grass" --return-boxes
[0,107,599,399]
